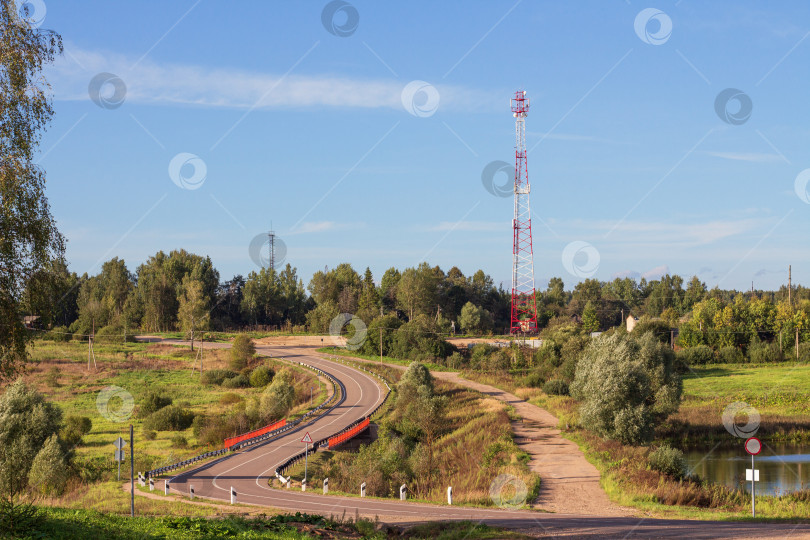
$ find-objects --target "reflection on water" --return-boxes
[684,443,810,496]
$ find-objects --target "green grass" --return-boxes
[682,362,810,416]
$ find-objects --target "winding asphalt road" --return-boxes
[153,341,810,538]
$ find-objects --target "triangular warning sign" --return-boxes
[301,432,313,444]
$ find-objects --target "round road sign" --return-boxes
[745,437,762,456]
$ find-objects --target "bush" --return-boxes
[47,326,71,342]
[677,345,714,366]
[521,370,546,388]
[61,415,92,446]
[170,435,188,448]
[27,434,67,496]
[201,369,237,386]
[716,346,744,364]
[249,365,274,388]
[543,379,569,396]
[44,366,61,388]
[142,429,157,441]
[222,374,250,389]
[258,369,295,421]
[571,333,682,445]
[94,323,136,343]
[648,445,687,480]
[143,406,195,431]
[139,391,172,417]
[747,339,782,363]
[230,334,255,370]
[219,393,243,405]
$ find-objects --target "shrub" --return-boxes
[571,333,682,445]
[142,429,157,441]
[222,374,250,389]
[94,323,136,343]
[61,415,92,446]
[201,369,237,386]
[44,366,61,388]
[143,406,195,431]
[543,379,569,396]
[677,345,714,365]
[139,391,172,417]
[27,434,67,496]
[230,334,255,370]
[171,435,188,448]
[219,393,243,405]
[521,370,546,388]
[648,445,687,480]
[716,346,744,364]
[747,339,782,363]
[249,365,274,388]
[47,326,71,342]
[258,369,295,421]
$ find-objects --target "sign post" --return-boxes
[301,432,313,483]
[745,437,762,517]
[113,436,126,481]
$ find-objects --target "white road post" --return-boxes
[447,486,452,505]
[231,486,236,505]
[400,484,407,501]
[360,482,366,498]
[189,485,195,500]
[302,479,307,492]
[164,480,169,495]
[323,478,329,494]
[148,478,154,491]
[751,453,756,517]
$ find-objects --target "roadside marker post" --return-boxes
[164,480,169,495]
[230,486,236,505]
[323,478,329,494]
[447,486,452,505]
[400,484,407,501]
[301,432,313,483]
[745,437,762,517]
[360,482,366,498]
[113,436,126,481]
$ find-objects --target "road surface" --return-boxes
[150,340,810,538]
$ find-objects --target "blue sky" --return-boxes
[31,0,810,291]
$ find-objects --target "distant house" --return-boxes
[22,315,41,329]
[626,315,639,332]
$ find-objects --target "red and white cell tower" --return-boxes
[510,90,538,334]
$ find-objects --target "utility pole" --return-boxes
[789,265,792,306]
[379,328,383,366]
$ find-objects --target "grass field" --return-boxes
[20,339,326,487]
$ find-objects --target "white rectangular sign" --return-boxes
[745,469,760,481]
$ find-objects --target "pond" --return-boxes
[684,442,810,496]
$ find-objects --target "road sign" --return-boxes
[745,469,760,481]
[115,449,125,462]
[301,432,313,444]
[114,436,126,449]
[745,437,762,455]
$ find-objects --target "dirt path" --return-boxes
[322,352,633,517]
[432,372,633,517]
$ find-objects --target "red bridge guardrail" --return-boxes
[224,419,287,450]
[328,417,370,449]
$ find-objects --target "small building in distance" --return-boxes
[626,314,639,332]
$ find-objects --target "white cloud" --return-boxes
[287,221,364,235]
[48,43,496,112]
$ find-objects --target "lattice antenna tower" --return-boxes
[510,90,538,334]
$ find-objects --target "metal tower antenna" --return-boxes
[510,90,538,334]
[268,226,276,271]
